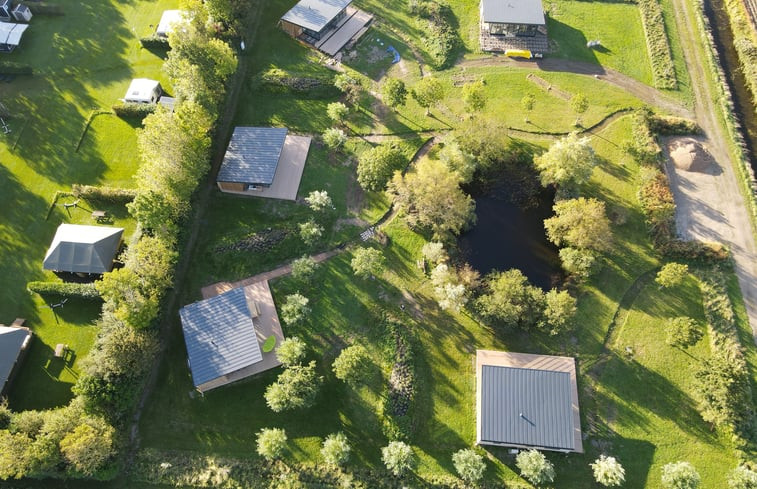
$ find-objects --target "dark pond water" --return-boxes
[458,190,563,290]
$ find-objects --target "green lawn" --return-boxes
[0,0,177,409]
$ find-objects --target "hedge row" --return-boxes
[112,102,156,119]
[695,269,755,458]
[637,0,677,89]
[139,35,170,50]
[255,68,338,98]
[27,281,102,300]
[723,0,757,109]
[72,184,137,204]
[0,62,32,75]
[648,114,700,135]
[382,316,416,441]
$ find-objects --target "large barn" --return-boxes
[476,349,583,453]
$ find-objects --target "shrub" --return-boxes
[591,455,626,487]
[728,465,757,489]
[321,432,350,467]
[276,337,307,367]
[290,255,318,283]
[350,247,385,279]
[661,461,700,489]
[381,441,415,476]
[280,293,310,325]
[139,35,170,50]
[322,128,347,150]
[332,345,371,385]
[299,220,323,245]
[27,281,101,301]
[666,317,703,348]
[516,449,555,486]
[305,190,333,212]
[452,448,486,483]
[648,115,700,135]
[638,166,676,246]
[71,184,138,204]
[112,102,157,119]
[256,428,287,461]
[264,361,322,412]
[59,418,116,476]
[656,262,689,288]
[326,102,349,124]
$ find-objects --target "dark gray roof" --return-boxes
[217,127,288,186]
[179,288,263,388]
[281,0,352,32]
[480,0,545,26]
[480,365,575,450]
[0,326,32,394]
[43,224,123,274]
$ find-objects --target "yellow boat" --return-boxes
[505,49,532,59]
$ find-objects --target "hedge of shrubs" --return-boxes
[382,316,416,441]
[255,68,339,98]
[139,35,170,50]
[112,102,157,119]
[27,281,101,301]
[71,184,137,204]
[637,0,677,89]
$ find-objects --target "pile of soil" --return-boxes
[668,137,715,172]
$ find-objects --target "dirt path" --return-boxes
[665,0,757,343]
[458,57,693,119]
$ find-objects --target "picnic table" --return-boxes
[54,343,67,358]
[91,210,108,222]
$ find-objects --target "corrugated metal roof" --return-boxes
[179,288,263,388]
[480,0,545,26]
[0,326,31,394]
[480,365,575,450]
[0,23,28,47]
[217,127,288,186]
[281,0,352,32]
[43,224,123,274]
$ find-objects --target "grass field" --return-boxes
[0,0,177,410]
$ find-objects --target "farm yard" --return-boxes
[0,0,756,487]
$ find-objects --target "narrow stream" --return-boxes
[704,0,757,171]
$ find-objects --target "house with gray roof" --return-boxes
[217,127,312,201]
[476,349,583,453]
[280,0,373,56]
[0,325,32,397]
[43,224,124,275]
[180,286,286,393]
[479,0,548,55]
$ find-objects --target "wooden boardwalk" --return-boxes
[200,249,341,299]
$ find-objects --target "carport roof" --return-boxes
[179,287,263,388]
[217,127,289,186]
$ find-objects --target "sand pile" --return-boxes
[668,138,715,172]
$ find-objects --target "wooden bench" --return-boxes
[92,210,108,222]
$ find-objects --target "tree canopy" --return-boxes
[357,144,407,191]
[534,132,598,192]
[544,197,612,251]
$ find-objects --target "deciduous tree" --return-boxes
[256,428,287,460]
[728,465,757,489]
[438,140,476,183]
[666,317,702,348]
[452,448,486,483]
[58,419,115,476]
[544,197,612,251]
[382,78,408,109]
[357,144,406,191]
[276,337,307,367]
[516,449,555,486]
[321,432,351,466]
[333,345,371,384]
[382,441,415,476]
[290,255,318,283]
[534,132,598,192]
[326,102,349,125]
[299,220,323,245]
[539,289,577,335]
[411,77,444,115]
[656,263,689,288]
[305,190,333,212]
[462,79,486,113]
[322,128,347,150]
[281,293,310,325]
[661,461,700,489]
[264,361,322,412]
[591,455,625,487]
[351,247,385,279]
[475,269,543,329]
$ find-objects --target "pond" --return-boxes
[458,189,563,290]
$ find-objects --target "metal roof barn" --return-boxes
[281,0,352,33]
[476,350,583,453]
[43,224,124,274]
[179,288,264,391]
[217,127,289,186]
[480,0,545,25]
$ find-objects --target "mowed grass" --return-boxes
[0,0,177,409]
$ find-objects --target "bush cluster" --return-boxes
[112,102,157,119]
[27,281,101,301]
[637,0,677,89]
[71,184,137,204]
[139,35,170,50]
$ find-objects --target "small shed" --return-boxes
[0,0,11,22]
[123,78,162,104]
[217,127,288,192]
[180,287,266,393]
[0,325,32,397]
[43,224,124,275]
[156,10,186,37]
[280,0,352,40]
[12,4,31,22]
[0,22,28,52]
[476,349,583,453]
